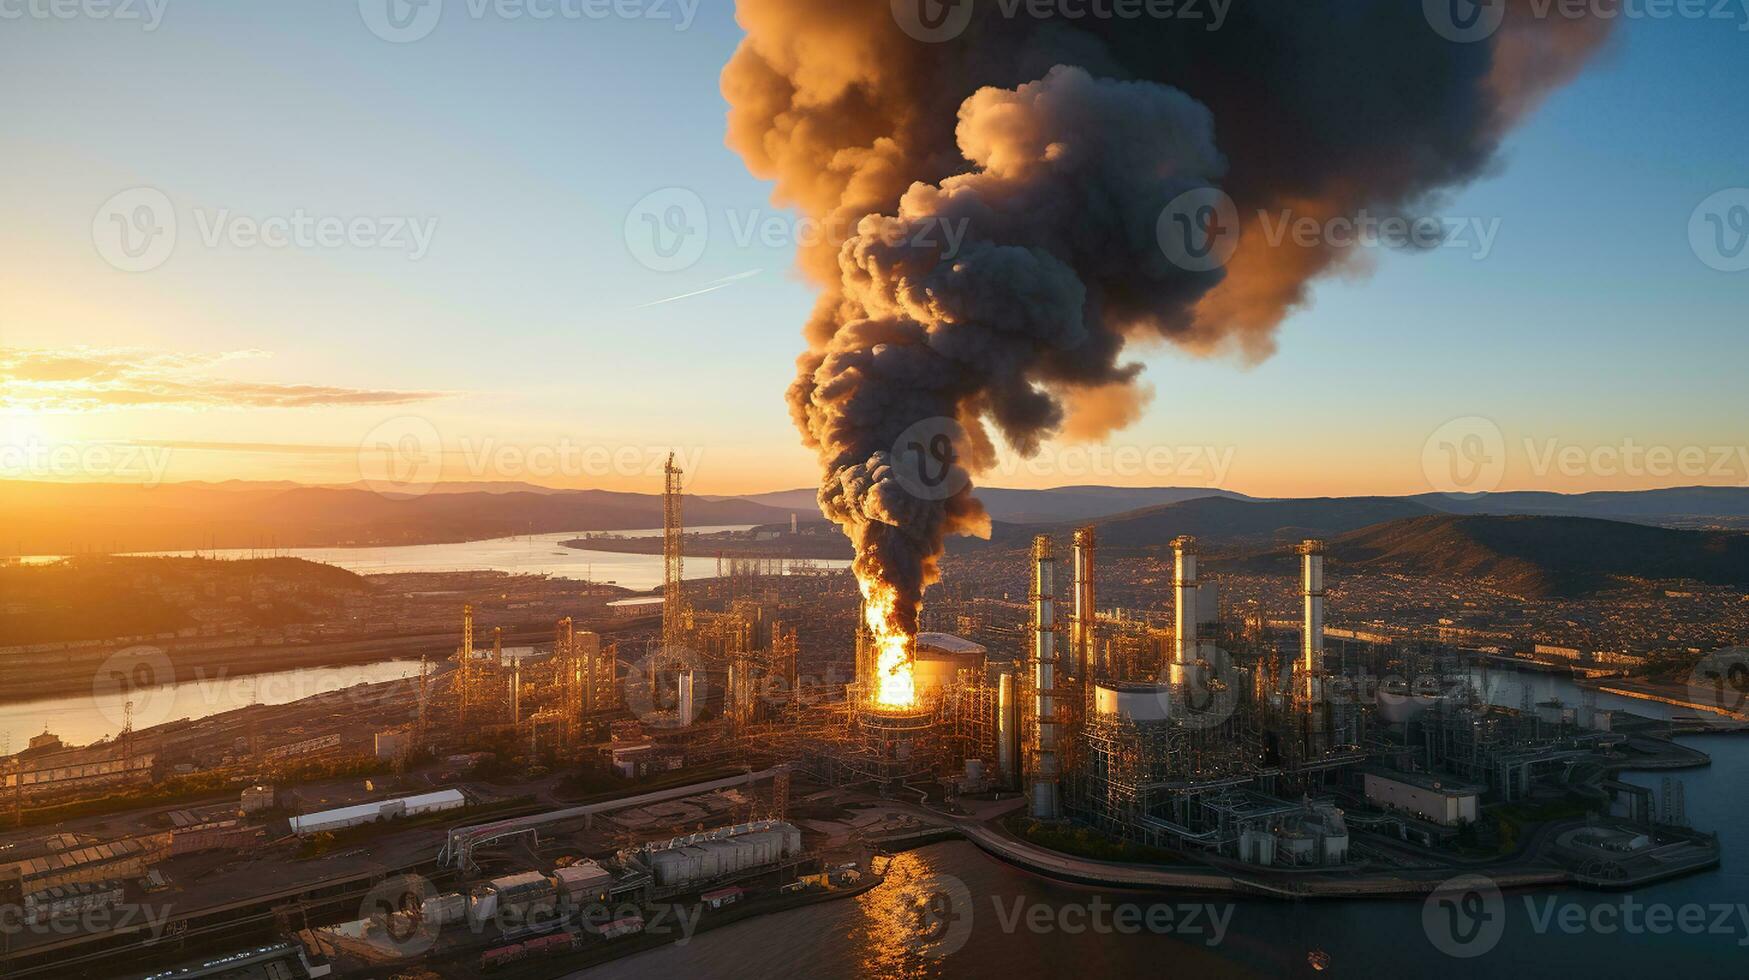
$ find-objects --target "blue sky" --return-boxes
[1,4,1745,496]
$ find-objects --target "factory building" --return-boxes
[637,820,803,889]
[1362,769,1482,827]
[288,789,466,836]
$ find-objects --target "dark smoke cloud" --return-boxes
[722,0,1613,639]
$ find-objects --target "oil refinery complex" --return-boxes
[0,458,1725,979]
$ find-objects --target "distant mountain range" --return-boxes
[7,480,1749,584]
[0,481,797,555]
[1235,514,1749,599]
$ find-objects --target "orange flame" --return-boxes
[860,577,917,709]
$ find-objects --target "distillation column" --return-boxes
[1071,527,1097,680]
[1169,536,1199,686]
[1029,535,1060,819]
[1298,539,1330,755]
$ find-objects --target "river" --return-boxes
[580,671,1749,980]
[99,525,821,592]
[5,527,847,750]
[0,659,429,752]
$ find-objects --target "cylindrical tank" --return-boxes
[997,672,1017,786]
[1093,682,1173,724]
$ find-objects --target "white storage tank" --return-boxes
[1239,830,1277,866]
[1093,682,1173,724]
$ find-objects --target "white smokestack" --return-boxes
[1298,539,1325,677]
[1072,526,1096,679]
[1173,536,1199,669]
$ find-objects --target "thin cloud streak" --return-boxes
[633,269,763,309]
[0,346,449,412]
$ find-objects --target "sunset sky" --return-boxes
[3,5,1746,497]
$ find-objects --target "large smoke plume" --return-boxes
[722,1,1612,647]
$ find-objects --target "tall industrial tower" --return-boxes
[662,452,686,652]
[1028,534,1061,820]
[1070,526,1097,680]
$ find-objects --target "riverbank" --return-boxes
[561,533,853,562]
[1584,675,1749,723]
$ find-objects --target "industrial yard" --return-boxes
[0,458,1733,979]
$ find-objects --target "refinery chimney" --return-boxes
[1029,534,1060,820]
[1298,539,1329,754]
[1171,536,1199,681]
[1071,526,1097,679]
[1298,539,1326,677]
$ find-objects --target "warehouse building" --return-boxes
[288,789,466,836]
[1362,769,1482,827]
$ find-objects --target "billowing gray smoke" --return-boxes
[722,0,1612,643]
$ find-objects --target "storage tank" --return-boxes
[912,633,987,698]
[1239,830,1277,866]
[1093,682,1173,724]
